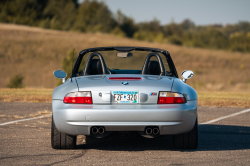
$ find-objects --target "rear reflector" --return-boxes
[158,92,186,104]
[63,91,92,104]
[109,77,141,80]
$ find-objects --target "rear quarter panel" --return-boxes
[171,78,197,100]
[52,79,78,100]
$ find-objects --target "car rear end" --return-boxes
[52,74,197,137]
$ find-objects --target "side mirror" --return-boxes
[116,52,133,58]
[54,70,67,83]
[181,70,194,83]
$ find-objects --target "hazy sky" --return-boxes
[101,0,250,25]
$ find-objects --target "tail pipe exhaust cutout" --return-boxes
[91,126,105,135]
[145,128,152,135]
[145,127,159,135]
[91,127,99,134]
[153,128,159,135]
[98,127,105,134]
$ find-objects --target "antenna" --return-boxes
[71,48,75,82]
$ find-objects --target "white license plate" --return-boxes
[113,91,138,103]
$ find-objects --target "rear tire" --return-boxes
[172,119,198,149]
[51,116,76,149]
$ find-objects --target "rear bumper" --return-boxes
[52,100,197,136]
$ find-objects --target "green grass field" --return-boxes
[0,89,249,108]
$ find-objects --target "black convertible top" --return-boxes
[72,47,178,78]
[79,46,168,54]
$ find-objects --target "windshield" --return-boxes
[77,50,170,74]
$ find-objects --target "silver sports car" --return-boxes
[52,47,197,149]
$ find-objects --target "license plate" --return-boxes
[113,91,138,103]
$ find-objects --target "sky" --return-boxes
[100,0,250,26]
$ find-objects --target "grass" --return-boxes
[0,88,52,103]
[0,89,249,108]
[198,91,250,108]
[0,23,250,91]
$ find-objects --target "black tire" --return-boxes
[172,119,198,149]
[51,116,76,149]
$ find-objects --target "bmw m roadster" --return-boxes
[52,47,197,149]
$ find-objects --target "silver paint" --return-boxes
[52,74,197,136]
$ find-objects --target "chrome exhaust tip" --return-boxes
[92,127,99,134]
[153,128,159,135]
[146,128,152,135]
[98,127,105,134]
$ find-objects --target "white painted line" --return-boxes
[199,109,250,125]
[0,114,52,126]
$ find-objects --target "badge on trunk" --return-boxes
[150,92,157,96]
[122,82,129,85]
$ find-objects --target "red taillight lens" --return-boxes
[63,92,92,104]
[158,92,186,104]
[63,97,92,104]
[158,97,186,104]
[108,77,141,80]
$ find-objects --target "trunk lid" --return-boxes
[76,74,174,104]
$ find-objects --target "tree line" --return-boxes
[1,0,250,52]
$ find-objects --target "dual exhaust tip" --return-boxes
[145,127,159,135]
[92,126,159,135]
[91,127,105,135]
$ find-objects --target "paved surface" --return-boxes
[0,102,249,165]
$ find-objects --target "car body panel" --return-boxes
[52,79,78,100]
[76,74,174,104]
[52,100,197,135]
[171,78,197,100]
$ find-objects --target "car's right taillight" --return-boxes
[63,91,92,104]
[158,92,186,104]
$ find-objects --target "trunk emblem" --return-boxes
[150,92,157,96]
[122,82,129,85]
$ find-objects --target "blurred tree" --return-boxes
[114,10,137,37]
[181,19,195,30]
[7,75,25,88]
[0,0,48,26]
[42,0,77,30]
[168,35,183,45]
[73,0,116,33]
[111,26,126,37]
[133,19,163,42]
[57,50,85,86]
[229,32,250,52]
[136,19,161,33]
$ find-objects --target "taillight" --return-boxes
[158,92,186,104]
[63,91,92,104]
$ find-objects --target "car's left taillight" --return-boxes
[63,91,93,104]
[158,92,186,104]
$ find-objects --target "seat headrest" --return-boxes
[89,59,103,75]
[147,60,161,75]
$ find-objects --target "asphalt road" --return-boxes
[0,102,249,165]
